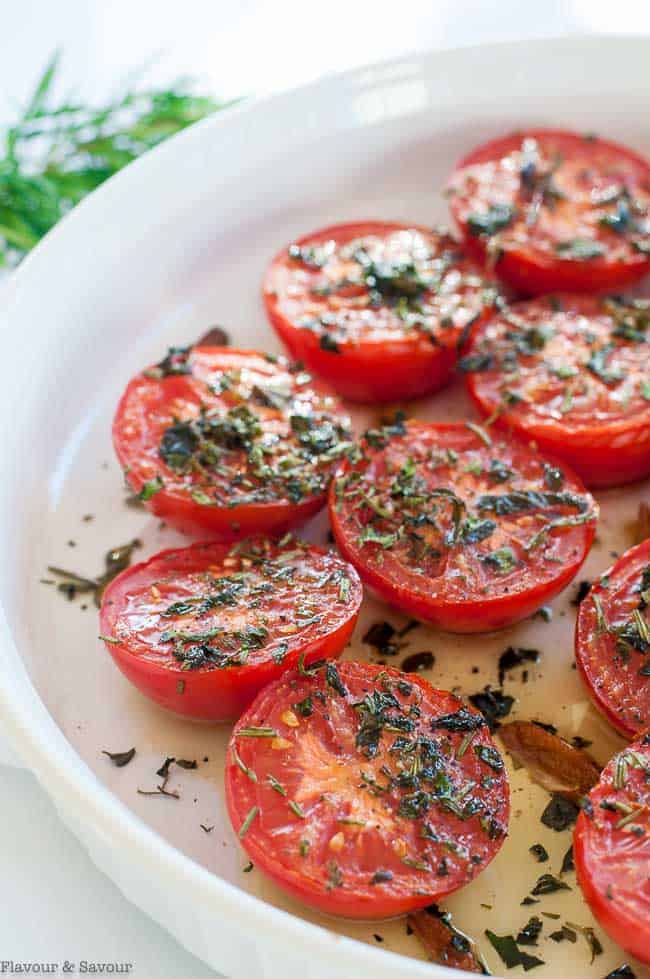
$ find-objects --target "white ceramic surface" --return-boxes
[1,35,649,979]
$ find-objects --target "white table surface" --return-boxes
[2,3,649,977]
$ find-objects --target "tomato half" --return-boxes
[99,537,362,721]
[112,347,352,537]
[574,732,650,966]
[263,222,497,403]
[329,420,597,633]
[462,294,650,488]
[447,129,650,295]
[575,538,650,739]
[225,660,509,918]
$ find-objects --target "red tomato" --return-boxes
[574,732,650,966]
[225,660,509,918]
[263,222,497,403]
[112,347,352,538]
[447,129,650,295]
[329,420,597,633]
[462,294,650,488]
[575,538,650,739]
[99,537,362,721]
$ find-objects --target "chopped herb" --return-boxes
[541,794,580,831]
[468,687,514,731]
[498,647,540,686]
[530,873,571,896]
[431,707,485,733]
[401,651,435,673]
[474,744,504,771]
[555,238,606,260]
[138,476,164,500]
[516,916,543,946]
[467,204,515,237]
[571,580,592,606]
[325,662,349,697]
[529,843,549,863]
[482,546,517,574]
[238,805,259,838]
[102,747,136,768]
[560,845,575,875]
[484,930,544,971]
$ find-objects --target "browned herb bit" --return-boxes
[102,747,136,767]
[499,720,600,800]
[468,687,514,731]
[528,843,548,863]
[498,647,539,686]
[530,873,571,896]
[541,794,580,831]
[408,905,488,974]
[197,325,231,346]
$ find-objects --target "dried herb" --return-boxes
[498,647,540,686]
[603,967,636,979]
[485,930,544,971]
[102,747,136,768]
[362,621,401,656]
[467,204,515,237]
[48,538,141,607]
[529,843,548,863]
[560,845,575,875]
[541,795,580,831]
[572,580,592,606]
[530,873,571,896]
[516,916,542,946]
[431,707,486,733]
[468,687,514,731]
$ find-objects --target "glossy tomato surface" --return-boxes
[463,294,650,488]
[574,732,650,966]
[575,538,650,738]
[99,537,362,720]
[263,222,497,403]
[113,347,352,537]
[447,129,650,294]
[225,660,509,918]
[329,421,597,632]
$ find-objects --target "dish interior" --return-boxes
[6,60,650,977]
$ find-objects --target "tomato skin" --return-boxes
[99,539,362,721]
[225,661,509,919]
[463,294,650,489]
[263,222,495,403]
[575,539,650,739]
[112,348,351,539]
[448,129,650,295]
[574,732,650,966]
[329,422,597,633]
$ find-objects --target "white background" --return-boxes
[1,2,649,977]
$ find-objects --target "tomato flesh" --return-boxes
[112,347,352,537]
[574,732,650,966]
[263,222,497,403]
[99,537,362,721]
[329,421,597,633]
[448,129,650,295]
[463,294,650,488]
[575,538,650,738]
[225,660,509,918]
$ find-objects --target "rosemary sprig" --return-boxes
[0,52,235,266]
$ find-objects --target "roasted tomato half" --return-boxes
[447,129,650,294]
[263,221,498,403]
[99,537,362,720]
[329,420,597,633]
[113,347,353,537]
[575,538,650,738]
[225,660,509,918]
[462,294,650,488]
[574,731,650,966]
